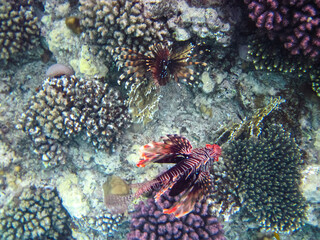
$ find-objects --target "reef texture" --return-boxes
[17,75,130,167]
[81,213,124,236]
[248,38,312,74]
[223,124,307,233]
[126,80,161,124]
[248,36,320,96]
[0,0,39,61]
[244,0,320,59]
[0,187,72,240]
[79,0,238,62]
[166,0,237,45]
[79,0,169,60]
[127,192,225,240]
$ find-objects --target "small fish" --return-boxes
[135,134,221,218]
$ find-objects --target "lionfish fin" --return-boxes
[137,134,193,167]
[163,171,212,218]
[134,179,160,198]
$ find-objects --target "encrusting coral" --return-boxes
[0,187,72,240]
[223,124,307,233]
[17,75,130,167]
[0,0,40,61]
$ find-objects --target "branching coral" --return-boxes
[244,0,320,59]
[79,213,123,237]
[127,191,225,240]
[223,124,307,233]
[17,75,130,166]
[0,187,72,240]
[0,0,40,61]
[79,0,169,60]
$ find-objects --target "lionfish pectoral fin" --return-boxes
[134,179,160,198]
[137,135,193,167]
[163,172,212,218]
[163,189,199,218]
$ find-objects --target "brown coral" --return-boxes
[0,0,40,61]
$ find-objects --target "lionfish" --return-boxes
[135,134,221,218]
[118,42,207,86]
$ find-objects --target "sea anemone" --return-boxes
[118,42,207,86]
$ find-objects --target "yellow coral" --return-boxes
[103,175,130,196]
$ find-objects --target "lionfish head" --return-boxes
[205,144,221,161]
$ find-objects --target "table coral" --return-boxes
[223,124,307,233]
[127,191,225,240]
[0,187,72,240]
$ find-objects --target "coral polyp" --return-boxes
[119,42,207,86]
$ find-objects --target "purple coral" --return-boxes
[244,0,320,58]
[127,192,225,240]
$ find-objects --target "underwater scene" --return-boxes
[0,0,320,240]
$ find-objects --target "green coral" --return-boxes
[248,38,312,74]
[248,38,320,97]
[223,124,307,233]
[0,187,72,240]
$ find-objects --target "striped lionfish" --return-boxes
[135,134,221,218]
[118,42,207,86]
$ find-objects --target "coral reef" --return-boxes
[166,0,237,45]
[248,37,320,96]
[127,191,225,240]
[17,75,130,167]
[244,0,320,59]
[81,212,124,237]
[223,124,307,233]
[310,68,320,97]
[248,38,312,74]
[215,97,285,145]
[0,187,72,240]
[79,0,169,61]
[126,80,161,124]
[0,0,40,61]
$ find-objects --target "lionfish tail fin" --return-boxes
[137,134,193,167]
[163,172,212,218]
